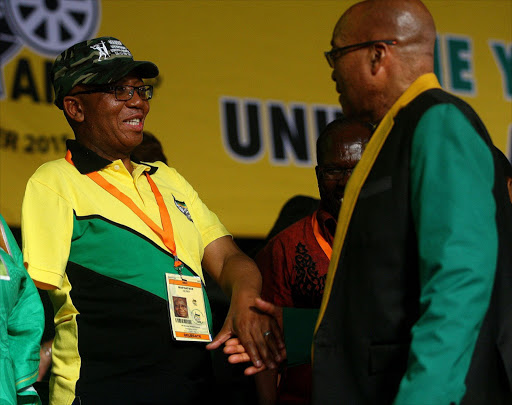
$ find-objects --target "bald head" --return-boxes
[329,0,437,121]
[336,0,435,73]
[316,117,373,218]
[316,118,373,165]
[340,1,434,49]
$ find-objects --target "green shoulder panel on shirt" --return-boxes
[69,215,201,295]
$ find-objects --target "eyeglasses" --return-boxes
[324,39,397,68]
[69,84,153,101]
[318,167,354,182]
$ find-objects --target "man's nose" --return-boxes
[127,90,145,107]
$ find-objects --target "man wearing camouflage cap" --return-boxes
[21,36,284,405]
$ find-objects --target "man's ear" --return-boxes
[63,96,85,123]
[370,43,388,75]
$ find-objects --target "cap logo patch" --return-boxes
[90,40,110,61]
[90,39,132,62]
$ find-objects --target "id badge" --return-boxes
[166,273,212,342]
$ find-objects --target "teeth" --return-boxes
[126,118,141,125]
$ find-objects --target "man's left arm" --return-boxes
[393,104,497,405]
[203,235,285,370]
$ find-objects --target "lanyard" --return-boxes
[65,150,184,270]
[311,210,332,260]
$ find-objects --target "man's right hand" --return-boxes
[222,297,286,376]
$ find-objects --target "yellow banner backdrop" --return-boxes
[1,0,511,237]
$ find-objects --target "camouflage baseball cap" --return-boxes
[51,36,159,109]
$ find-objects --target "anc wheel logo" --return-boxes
[4,0,100,55]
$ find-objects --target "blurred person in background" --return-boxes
[0,212,44,405]
[253,117,373,405]
[131,131,168,165]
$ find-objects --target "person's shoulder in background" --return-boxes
[266,195,320,241]
[247,195,320,258]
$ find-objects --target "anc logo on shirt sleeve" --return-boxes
[173,196,194,222]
